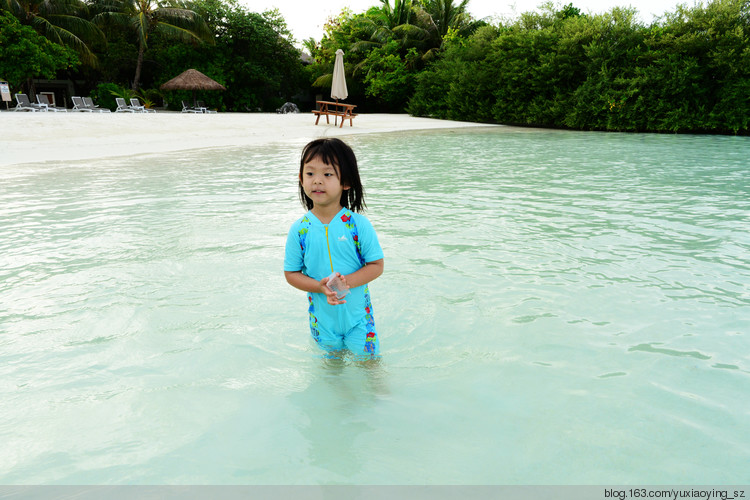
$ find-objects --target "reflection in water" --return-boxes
[288,358,389,482]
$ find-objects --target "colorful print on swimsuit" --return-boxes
[307,293,320,342]
[362,285,377,353]
[364,331,377,353]
[298,215,312,253]
[341,211,365,265]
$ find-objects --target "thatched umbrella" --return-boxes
[160,69,226,108]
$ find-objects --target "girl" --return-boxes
[284,138,384,358]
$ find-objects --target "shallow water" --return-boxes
[1,127,749,484]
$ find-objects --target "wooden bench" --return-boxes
[313,101,357,128]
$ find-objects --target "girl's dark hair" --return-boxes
[298,138,366,212]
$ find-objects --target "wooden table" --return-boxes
[312,100,357,128]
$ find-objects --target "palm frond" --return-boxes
[92,10,133,28]
[48,13,106,44]
[393,22,428,39]
[2,0,27,19]
[312,73,333,88]
[352,59,369,76]
[155,20,205,43]
[135,10,148,46]
[31,14,98,65]
[154,7,212,40]
[370,26,392,44]
[350,39,380,53]
[421,47,440,61]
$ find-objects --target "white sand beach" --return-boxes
[0,112,495,167]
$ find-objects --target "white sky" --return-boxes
[242,0,687,45]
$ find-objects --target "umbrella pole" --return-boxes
[335,98,338,126]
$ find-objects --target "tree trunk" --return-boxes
[132,42,145,91]
[26,77,37,100]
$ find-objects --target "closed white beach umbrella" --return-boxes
[331,49,348,102]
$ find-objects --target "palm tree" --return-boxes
[351,0,476,59]
[302,37,318,61]
[349,0,429,56]
[419,0,473,39]
[379,0,415,27]
[410,0,479,60]
[94,0,213,90]
[1,0,104,66]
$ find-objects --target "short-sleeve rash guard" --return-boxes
[284,207,383,280]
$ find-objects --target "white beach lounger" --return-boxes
[36,94,67,112]
[14,94,44,112]
[115,97,137,113]
[83,97,111,113]
[71,96,94,112]
[130,98,155,113]
[181,101,203,113]
[197,101,217,113]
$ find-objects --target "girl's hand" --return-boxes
[335,273,350,292]
[320,276,346,305]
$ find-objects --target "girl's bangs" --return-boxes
[301,143,339,172]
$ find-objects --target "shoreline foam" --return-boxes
[0,112,497,167]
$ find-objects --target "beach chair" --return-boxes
[71,96,94,112]
[197,100,217,113]
[181,100,203,113]
[130,98,155,113]
[83,97,111,113]
[14,94,44,112]
[36,94,67,112]
[115,97,137,113]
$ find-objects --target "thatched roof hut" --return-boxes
[160,69,226,92]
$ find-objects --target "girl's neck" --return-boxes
[311,204,343,225]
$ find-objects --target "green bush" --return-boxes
[0,11,78,92]
[90,82,127,111]
[137,88,162,108]
[408,0,750,134]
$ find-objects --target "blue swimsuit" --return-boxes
[284,208,384,356]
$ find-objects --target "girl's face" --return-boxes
[300,156,349,211]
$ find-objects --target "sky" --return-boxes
[243,0,687,46]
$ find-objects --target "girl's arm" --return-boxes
[342,259,384,289]
[284,271,345,305]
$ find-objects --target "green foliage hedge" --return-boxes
[90,82,124,111]
[408,0,750,134]
[151,6,305,112]
[0,11,78,91]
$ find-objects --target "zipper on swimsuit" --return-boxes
[325,225,334,272]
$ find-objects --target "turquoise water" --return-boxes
[1,128,749,484]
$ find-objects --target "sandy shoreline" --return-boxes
[0,112,497,167]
